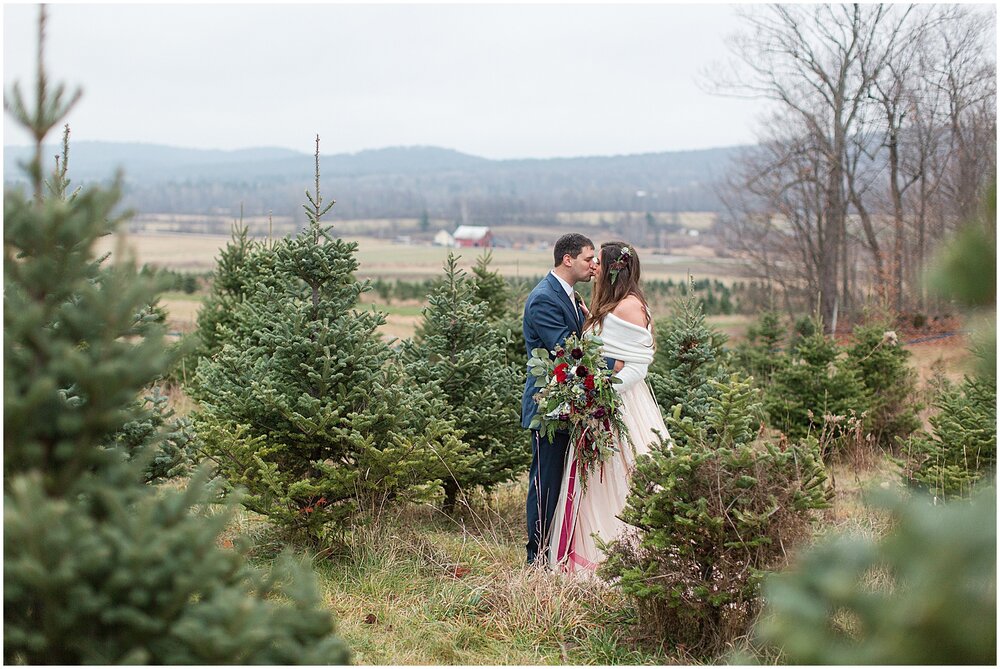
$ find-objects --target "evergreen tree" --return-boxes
[191,138,466,543]
[845,322,921,449]
[763,319,867,451]
[733,310,785,385]
[903,375,996,500]
[3,13,347,662]
[753,487,995,664]
[601,374,831,655]
[647,286,731,447]
[401,254,527,510]
[469,249,523,367]
[109,386,201,485]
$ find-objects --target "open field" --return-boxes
[97,231,744,282]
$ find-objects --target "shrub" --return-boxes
[903,375,996,500]
[190,142,466,544]
[3,23,347,662]
[600,374,831,655]
[400,253,527,511]
[753,487,996,664]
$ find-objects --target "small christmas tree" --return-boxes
[734,310,785,385]
[903,375,996,500]
[845,322,921,449]
[191,138,466,542]
[401,253,527,510]
[601,374,831,655]
[763,318,867,451]
[3,11,347,662]
[647,285,731,447]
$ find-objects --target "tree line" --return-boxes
[713,4,996,328]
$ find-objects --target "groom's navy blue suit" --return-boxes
[521,273,587,565]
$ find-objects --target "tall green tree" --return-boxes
[3,10,347,663]
[401,253,527,510]
[191,139,466,543]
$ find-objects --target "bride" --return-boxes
[547,241,671,574]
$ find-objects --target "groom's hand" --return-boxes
[604,356,624,373]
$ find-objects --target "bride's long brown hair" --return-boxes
[585,240,652,333]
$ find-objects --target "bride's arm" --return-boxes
[610,296,652,392]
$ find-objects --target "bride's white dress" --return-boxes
[547,311,671,574]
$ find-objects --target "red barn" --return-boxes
[453,225,493,248]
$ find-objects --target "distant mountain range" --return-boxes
[4,141,747,223]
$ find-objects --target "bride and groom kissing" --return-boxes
[522,233,671,574]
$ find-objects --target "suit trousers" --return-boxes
[525,428,570,565]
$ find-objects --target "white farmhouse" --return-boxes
[434,229,456,247]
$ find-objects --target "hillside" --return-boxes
[4,141,744,224]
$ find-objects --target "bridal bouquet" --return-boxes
[528,333,629,487]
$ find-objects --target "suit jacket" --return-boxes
[520,273,585,428]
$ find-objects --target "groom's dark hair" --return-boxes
[553,233,594,266]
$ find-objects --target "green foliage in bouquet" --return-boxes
[528,332,627,489]
[752,487,995,664]
[190,141,466,543]
[3,16,348,662]
[733,310,785,386]
[844,322,921,450]
[763,319,867,450]
[646,285,730,448]
[600,374,831,655]
[400,253,527,510]
[902,375,996,500]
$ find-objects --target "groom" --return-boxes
[521,233,599,565]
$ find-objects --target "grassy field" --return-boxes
[209,421,942,665]
[97,231,743,282]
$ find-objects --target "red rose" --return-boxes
[584,374,595,390]
[554,362,570,383]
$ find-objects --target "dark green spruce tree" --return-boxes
[763,317,866,451]
[180,216,265,382]
[845,321,921,450]
[401,253,527,511]
[191,139,466,543]
[469,248,524,367]
[647,284,732,447]
[749,184,998,667]
[3,11,348,663]
[733,310,786,386]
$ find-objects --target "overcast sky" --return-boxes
[3,3,772,159]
